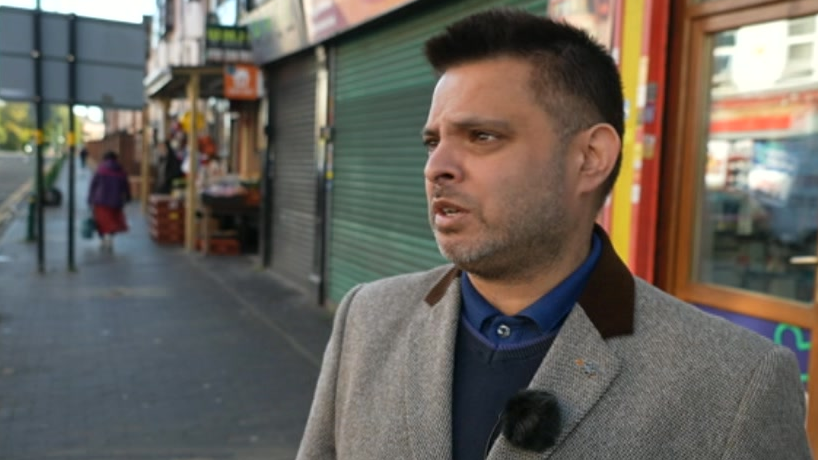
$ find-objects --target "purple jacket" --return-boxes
[88,159,131,208]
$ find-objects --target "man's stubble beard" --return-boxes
[432,164,569,281]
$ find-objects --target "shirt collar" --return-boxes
[427,225,635,340]
[460,232,603,335]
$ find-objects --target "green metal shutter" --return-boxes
[328,0,548,303]
[271,53,318,295]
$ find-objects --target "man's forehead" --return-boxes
[434,59,537,94]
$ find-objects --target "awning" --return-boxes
[144,65,225,99]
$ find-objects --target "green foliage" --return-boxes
[0,101,85,152]
[0,101,34,151]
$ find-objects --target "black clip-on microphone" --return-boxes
[484,389,562,458]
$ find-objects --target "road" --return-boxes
[0,151,45,238]
[0,151,33,208]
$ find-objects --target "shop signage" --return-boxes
[547,0,615,50]
[224,63,263,100]
[204,24,253,63]
[241,0,308,64]
[710,90,818,135]
[241,0,423,64]
[302,0,416,43]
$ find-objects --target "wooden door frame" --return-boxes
[659,0,818,445]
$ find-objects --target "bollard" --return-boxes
[26,194,36,241]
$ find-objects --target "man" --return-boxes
[297,9,811,460]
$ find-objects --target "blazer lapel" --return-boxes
[402,267,461,460]
[488,305,622,459]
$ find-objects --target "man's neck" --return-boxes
[467,232,593,316]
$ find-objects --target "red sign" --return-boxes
[224,64,262,100]
[710,90,818,134]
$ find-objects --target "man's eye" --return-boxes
[423,139,438,153]
[473,131,497,142]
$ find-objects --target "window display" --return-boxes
[696,16,818,304]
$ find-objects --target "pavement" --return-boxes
[0,158,334,459]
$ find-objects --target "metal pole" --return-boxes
[312,45,330,305]
[67,14,77,271]
[260,73,274,268]
[33,1,45,273]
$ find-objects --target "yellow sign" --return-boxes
[180,111,206,132]
[33,130,44,146]
[67,132,76,147]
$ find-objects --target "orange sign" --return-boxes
[224,64,262,100]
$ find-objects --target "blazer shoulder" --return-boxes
[337,264,456,330]
[353,264,456,306]
[632,278,783,360]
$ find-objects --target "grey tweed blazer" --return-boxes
[297,233,811,459]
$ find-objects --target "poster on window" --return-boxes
[705,140,730,190]
[547,0,616,50]
[748,140,799,207]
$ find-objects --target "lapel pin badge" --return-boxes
[574,359,598,377]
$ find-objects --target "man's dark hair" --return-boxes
[424,8,624,208]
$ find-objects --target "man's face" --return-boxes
[423,57,578,280]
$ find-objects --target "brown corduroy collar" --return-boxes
[423,225,635,339]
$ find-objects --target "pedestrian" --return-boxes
[88,150,131,250]
[79,146,89,169]
[154,139,183,194]
[296,9,811,460]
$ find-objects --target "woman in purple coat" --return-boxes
[88,151,131,250]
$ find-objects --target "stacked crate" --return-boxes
[149,195,185,245]
[196,236,241,255]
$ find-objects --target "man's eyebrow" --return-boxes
[421,117,511,137]
[451,117,512,131]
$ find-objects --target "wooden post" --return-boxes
[140,104,150,213]
[160,98,171,140]
[240,107,252,177]
[185,72,200,252]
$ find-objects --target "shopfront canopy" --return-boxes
[144,65,225,100]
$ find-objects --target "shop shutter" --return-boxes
[270,53,318,295]
[328,0,548,303]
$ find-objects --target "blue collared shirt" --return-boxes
[460,233,602,348]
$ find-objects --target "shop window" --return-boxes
[697,15,818,305]
[789,15,816,36]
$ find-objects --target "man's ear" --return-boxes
[576,123,621,196]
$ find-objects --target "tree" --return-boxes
[0,101,84,152]
[0,101,34,151]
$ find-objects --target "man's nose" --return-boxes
[424,141,462,185]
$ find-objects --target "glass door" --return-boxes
[662,0,818,443]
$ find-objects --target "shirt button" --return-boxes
[496,324,511,338]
